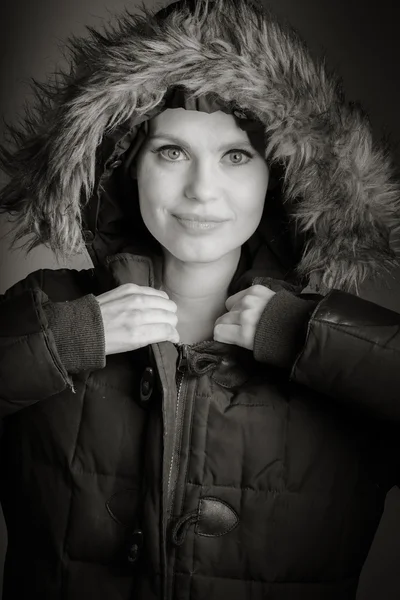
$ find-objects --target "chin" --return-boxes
[166,242,235,264]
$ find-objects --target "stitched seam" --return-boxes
[70,381,87,468]
[197,496,239,537]
[229,403,274,408]
[0,391,58,404]
[17,288,72,388]
[178,379,199,517]
[290,296,327,379]
[170,375,189,516]
[0,334,30,346]
[34,462,139,480]
[201,383,213,494]
[312,318,400,353]
[105,254,155,286]
[42,330,73,388]
[65,551,140,567]
[186,481,297,493]
[31,287,72,388]
[70,469,140,479]
[106,254,150,265]
[170,374,194,599]
[150,342,171,589]
[85,377,141,394]
[37,274,68,600]
[62,379,87,586]
[174,571,359,585]
[190,384,208,591]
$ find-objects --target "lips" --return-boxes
[173,213,228,223]
[173,213,228,232]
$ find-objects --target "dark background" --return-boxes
[1,0,400,597]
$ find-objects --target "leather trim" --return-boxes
[195,496,239,538]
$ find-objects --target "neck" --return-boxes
[161,249,241,343]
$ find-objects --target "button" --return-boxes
[127,529,143,564]
[140,367,154,403]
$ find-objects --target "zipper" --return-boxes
[166,344,189,518]
[165,344,190,600]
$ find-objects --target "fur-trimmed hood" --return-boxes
[1,0,400,291]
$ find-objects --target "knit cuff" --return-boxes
[253,289,316,369]
[43,294,106,374]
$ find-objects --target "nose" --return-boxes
[183,160,220,203]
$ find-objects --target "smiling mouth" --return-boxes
[173,215,227,231]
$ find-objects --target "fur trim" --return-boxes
[1,0,399,290]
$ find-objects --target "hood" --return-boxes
[1,0,399,292]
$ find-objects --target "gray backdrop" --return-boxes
[1,0,400,597]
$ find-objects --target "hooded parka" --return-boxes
[1,1,400,599]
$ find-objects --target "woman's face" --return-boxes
[135,108,269,263]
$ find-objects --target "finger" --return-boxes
[226,285,276,311]
[122,294,178,313]
[214,311,241,326]
[213,323,242,345]
[225,288,251,311]
[121,284,170,298]
[105,323,180,355]
[250,284,276,299]
[127,308,179,327]
[99,284,170,304]
[134,323,180,347]
[251,283,272,294]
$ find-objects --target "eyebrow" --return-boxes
[147,133,253,151]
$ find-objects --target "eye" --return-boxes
[151,145,254,165]
[155,145,187,162]
[224,149,254,166]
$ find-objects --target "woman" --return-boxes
[0,0,400,598]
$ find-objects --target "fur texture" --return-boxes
[1,0,399,290]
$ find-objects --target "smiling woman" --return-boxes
[136,109,269,261]
[128,106,271,343]
[1,1,400,599]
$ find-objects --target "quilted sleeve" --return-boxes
[290,290,400,421]
[0,268,105,418]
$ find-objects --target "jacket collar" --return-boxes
[101,226,295,294]
[104,252,157,288]
[101,251,253,386]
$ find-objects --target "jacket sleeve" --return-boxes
[0,268,105,419]
[254,286,400,422]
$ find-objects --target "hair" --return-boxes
[0,0,399,291]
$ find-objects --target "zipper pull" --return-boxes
[177,344,189,373]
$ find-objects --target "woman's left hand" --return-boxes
[213,285,276,350]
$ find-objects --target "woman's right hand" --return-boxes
[95,283,179,355]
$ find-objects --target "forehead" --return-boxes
[148,107,248,140]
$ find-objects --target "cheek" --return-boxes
[236,170,268,219]
[138,168,171,217]
[254,162,270,197]
[137,170,179,246]
[239,201,265,234]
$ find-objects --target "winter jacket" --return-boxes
[1,1,400,599]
